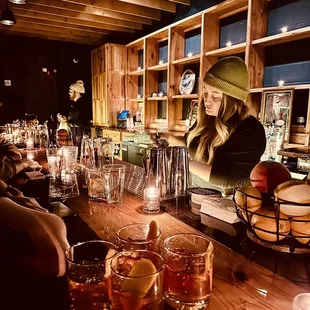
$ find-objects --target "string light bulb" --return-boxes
[281,26,288,33]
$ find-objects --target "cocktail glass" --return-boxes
[111,250,165,310]
[65,240,117,310]
[164,233,214,309]
[116,223,161,252]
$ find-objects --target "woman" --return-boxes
[170,57,266,195]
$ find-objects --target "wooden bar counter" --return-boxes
[64,192,307,310]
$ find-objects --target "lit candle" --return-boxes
[26,150,37,161]
[26,139,34,149]
[143,187,160,213]
[27,151,34,160]
[281,26,288,33]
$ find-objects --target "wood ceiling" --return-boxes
[0,0,190,45]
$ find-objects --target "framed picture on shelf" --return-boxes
[261,89,294,143]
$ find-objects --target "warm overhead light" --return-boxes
[281,26,288,33]
[278,80,285,87]
[226,41,232,47]
[0,7,16,25]
[42,68,47,72]
[9,0,27,4]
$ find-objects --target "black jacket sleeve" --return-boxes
[209,117,266,192]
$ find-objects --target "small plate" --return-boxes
[179,69,195,95]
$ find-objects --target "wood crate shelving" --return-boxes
[121,0,310,142]
[91,44,125,127]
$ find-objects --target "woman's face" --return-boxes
[202,84,223,116]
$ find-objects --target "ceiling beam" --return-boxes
[168,0,190,4]
[27,0,152,25]
[13,8,136,32]
[14,15,108,34]
[62,0,161,20]
[13,5,142,30]
[116,0,176,12]
[14,18,105,38]
[0,26,101,45]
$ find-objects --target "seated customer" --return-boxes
[0,137,41,180]
[0,179,69,277]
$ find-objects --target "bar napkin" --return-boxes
[200,196,240,224]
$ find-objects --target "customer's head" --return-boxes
[69,80,85,101]
[187,57,250,163]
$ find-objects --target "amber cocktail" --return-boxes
[116,222,161,252]
[111,250,165,310]
[65,240,117,310]
[164,234,214,309]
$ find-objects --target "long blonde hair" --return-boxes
[187,94,249,164]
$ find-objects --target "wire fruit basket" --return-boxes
[233,179,310,254]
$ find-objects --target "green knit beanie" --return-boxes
[203,56,249,101]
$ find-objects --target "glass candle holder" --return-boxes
[26,149,38,161]
[143,187,160,213]
[26,139,34,149]
[293,293,310,310]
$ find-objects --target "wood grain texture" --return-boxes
[117,0,176,12]
[65,192,307,310]
[62,0,161,20]
[144,38,159,127]
[13,5,142,30]
[26,0,152,24]
[252,26,310,47]
[245,0,267,89]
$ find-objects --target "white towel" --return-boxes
[200,196,240,224]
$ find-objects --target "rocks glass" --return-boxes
[65,240,117,310]
[116,223,161,252]
[102,164,126,204]
[88,168,105,201]
[111,250,165,310]
[164,234,214,309]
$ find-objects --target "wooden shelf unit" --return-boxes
[121,0,310,144]
[171,54,201,65]
[172,94,198,99]
[147,63,168,71]
[252,26,310,48]
[128,69,144,76]
[91,44,125,127]
[205,42,246,57]
[147,96,168,101]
